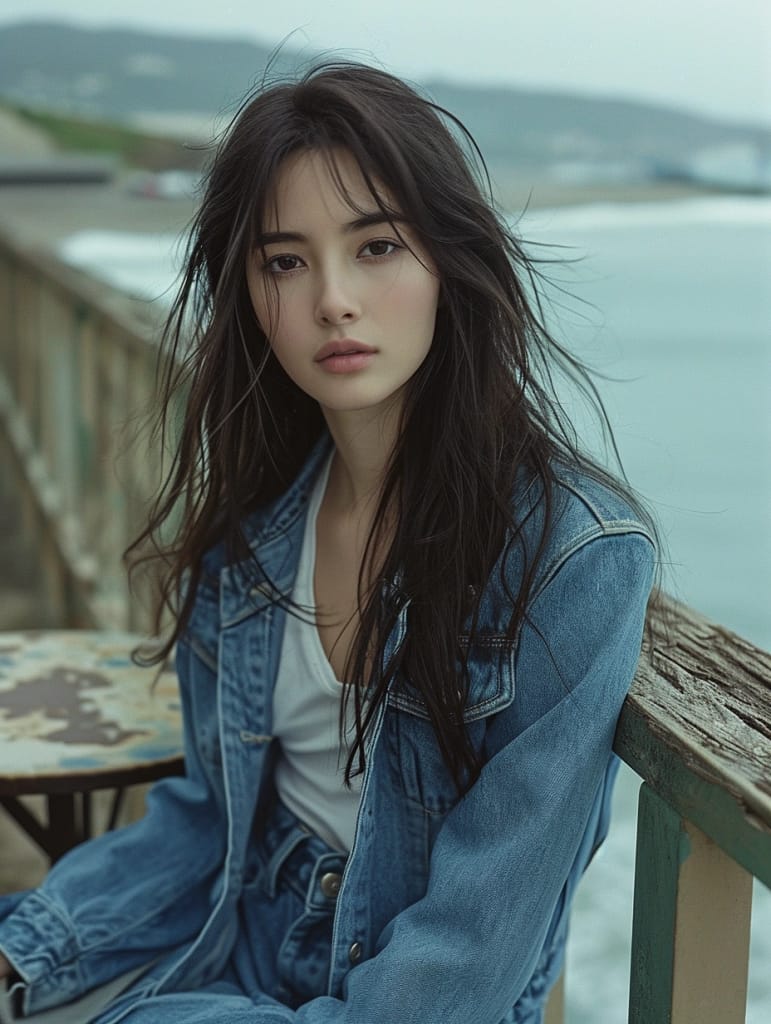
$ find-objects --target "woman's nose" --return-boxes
[314,267,361,326]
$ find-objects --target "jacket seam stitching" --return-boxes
[530,524,655,607]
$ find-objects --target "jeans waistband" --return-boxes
[254,798,348,909]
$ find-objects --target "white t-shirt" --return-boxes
[272,453,363,851]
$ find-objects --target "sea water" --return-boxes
[58,195,771,1020]
[518,196,771,1023]
[520,197,771,650]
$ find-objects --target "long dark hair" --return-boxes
[128,61,656,794]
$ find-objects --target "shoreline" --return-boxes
[0,176,735,253]
[492,175,729,214]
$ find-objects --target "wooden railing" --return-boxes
[0,227,167,630]
[618,600,770,1023]
[0,226,769,1023]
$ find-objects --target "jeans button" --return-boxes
[320,872,342,899]
[348,941,363,965]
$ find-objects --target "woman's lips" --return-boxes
[315,340,377,374]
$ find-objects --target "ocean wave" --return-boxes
[58,229,184,301]
[518,194,771,233]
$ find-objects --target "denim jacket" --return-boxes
[0,438,655,1023]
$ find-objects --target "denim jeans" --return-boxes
[222,797,347,1010]
[104,798,346,1023]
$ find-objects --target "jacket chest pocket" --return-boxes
[385,635,515,816]
[386,634,515,722]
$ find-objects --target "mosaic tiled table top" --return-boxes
[0,631,184,788]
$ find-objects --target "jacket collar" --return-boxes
[244,432,335,550]
[219,433,333,628]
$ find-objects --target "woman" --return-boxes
[0,62,656,1023]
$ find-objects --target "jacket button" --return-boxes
[348,941,363,965]
[320,872,342,899]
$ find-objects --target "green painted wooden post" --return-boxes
[629,784,682,1023]
[629,784,752,1024]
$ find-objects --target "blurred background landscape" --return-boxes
[0,3,768,1022]
[0,17,769,224]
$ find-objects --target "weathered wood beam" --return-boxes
[616,595,771,886]
[620,596,768,1023]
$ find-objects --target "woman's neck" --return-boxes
[321,402,400,513]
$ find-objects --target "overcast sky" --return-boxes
[2,0,769,125]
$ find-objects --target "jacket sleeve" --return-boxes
[0,629,227,1016]
[118,530,656,1024]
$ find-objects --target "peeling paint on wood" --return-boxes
[616,595,771,887]
[0,630,183,791]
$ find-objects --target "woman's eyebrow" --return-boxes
[347,211,406,232]
[255,212,406,247]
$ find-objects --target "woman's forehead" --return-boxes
[260,148,399,232]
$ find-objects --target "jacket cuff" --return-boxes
[0,890,82,1014]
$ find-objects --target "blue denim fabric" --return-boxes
[0,436,656,1024]
[87,799,346,1023]
[0,801,343,1024]
[227,797,347,1009]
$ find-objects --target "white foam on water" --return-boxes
[56,197,771,302]
[519,194,771,233]
[58,229,185,302]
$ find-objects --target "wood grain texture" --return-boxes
[616,594,771,884]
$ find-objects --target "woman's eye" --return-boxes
[360,239,400,259]
[265,254,302,274]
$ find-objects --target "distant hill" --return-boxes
[0,21,290,122]
[424,80,765,165]
[1,20,768,182]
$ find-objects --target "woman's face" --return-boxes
[246,148,440,423]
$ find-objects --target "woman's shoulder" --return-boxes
[505,460,657,601]
[549,462,655,544]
